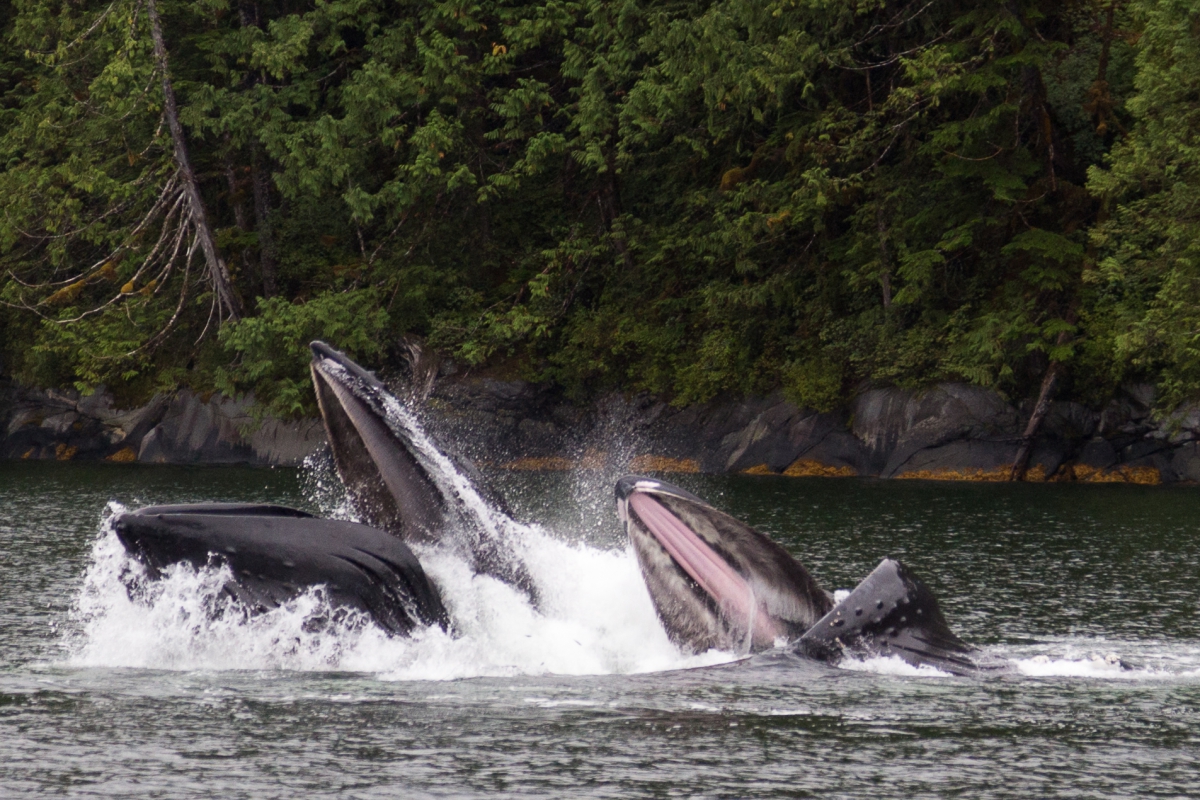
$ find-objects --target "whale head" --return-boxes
[615,475,833,654]
[615,475,978,671]
[309,341,538,602]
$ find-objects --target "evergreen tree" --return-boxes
[0,0,1191,428]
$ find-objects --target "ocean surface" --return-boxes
[2,461,1198,798]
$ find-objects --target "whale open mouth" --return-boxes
[615,475,979,673]
[615,476,832,654]
[310,342,447,543]
[309,342,539,603]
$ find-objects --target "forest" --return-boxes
[0,0,1196,425]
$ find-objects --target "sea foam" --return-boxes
[64,502,733,678]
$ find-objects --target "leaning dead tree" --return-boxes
[1009,360,1062,481]
[145,0,241,323]
[7,0,240,353]
[1010,319,1075,481]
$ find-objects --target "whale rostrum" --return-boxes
[109,341,979,674]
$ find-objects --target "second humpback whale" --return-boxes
[110,341,979,674]
[616,476,978,673]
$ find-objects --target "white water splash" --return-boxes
[62,387,1200,684]
[839,655,955,678]
[1006,640,1200,680]
[838,640,1200,681]
[63,366,741,678]
[64,502,733,678]
[64,510,1200,682]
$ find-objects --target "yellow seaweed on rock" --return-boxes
[782,459,857,478]
[501,457,574,471]
[579,449,606,470]
[1069,464,1161,485]
[895,466,1011,482]
[628,455,700,474]
[106,447,137,463]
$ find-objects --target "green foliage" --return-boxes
[782,357,843,413]
[216,290,390,417]
[1088,0,1200,410]
[0,0,1195,415]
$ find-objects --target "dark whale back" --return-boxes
[114,504,449,635]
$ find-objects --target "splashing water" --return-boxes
[61,368,742,678]
[64,498,734,678]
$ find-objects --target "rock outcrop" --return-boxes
[421,378,1200,485]
[0,383,325,466]
[2,371,1198,483]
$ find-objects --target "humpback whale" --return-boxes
[616,476,977,674]
[110,342,537,638]
[110,341,978,674]
[309,341,537,602]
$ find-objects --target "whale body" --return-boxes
[616,475,977,673]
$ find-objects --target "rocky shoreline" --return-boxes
[2,374,1198,485]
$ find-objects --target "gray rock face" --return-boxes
[850,384,1022,477]
[0,384,323,466]
[1169,443,1200,482]
[137,391,256,464]
[3,369,1199,485]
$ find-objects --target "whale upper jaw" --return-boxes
[616,475,978,673]
[310,341,447,544]
[309,341,540,603]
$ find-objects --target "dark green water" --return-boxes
[2,462,1199,798]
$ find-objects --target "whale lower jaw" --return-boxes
[309,341,540,604]
[310,350,447,543]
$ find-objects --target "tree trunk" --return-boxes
[223,135,247,231]
[877,204,892,310]
[600,151,633,271]
[251,145,278,299]
[146,0,241,320]
[1009,360,1061,481]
